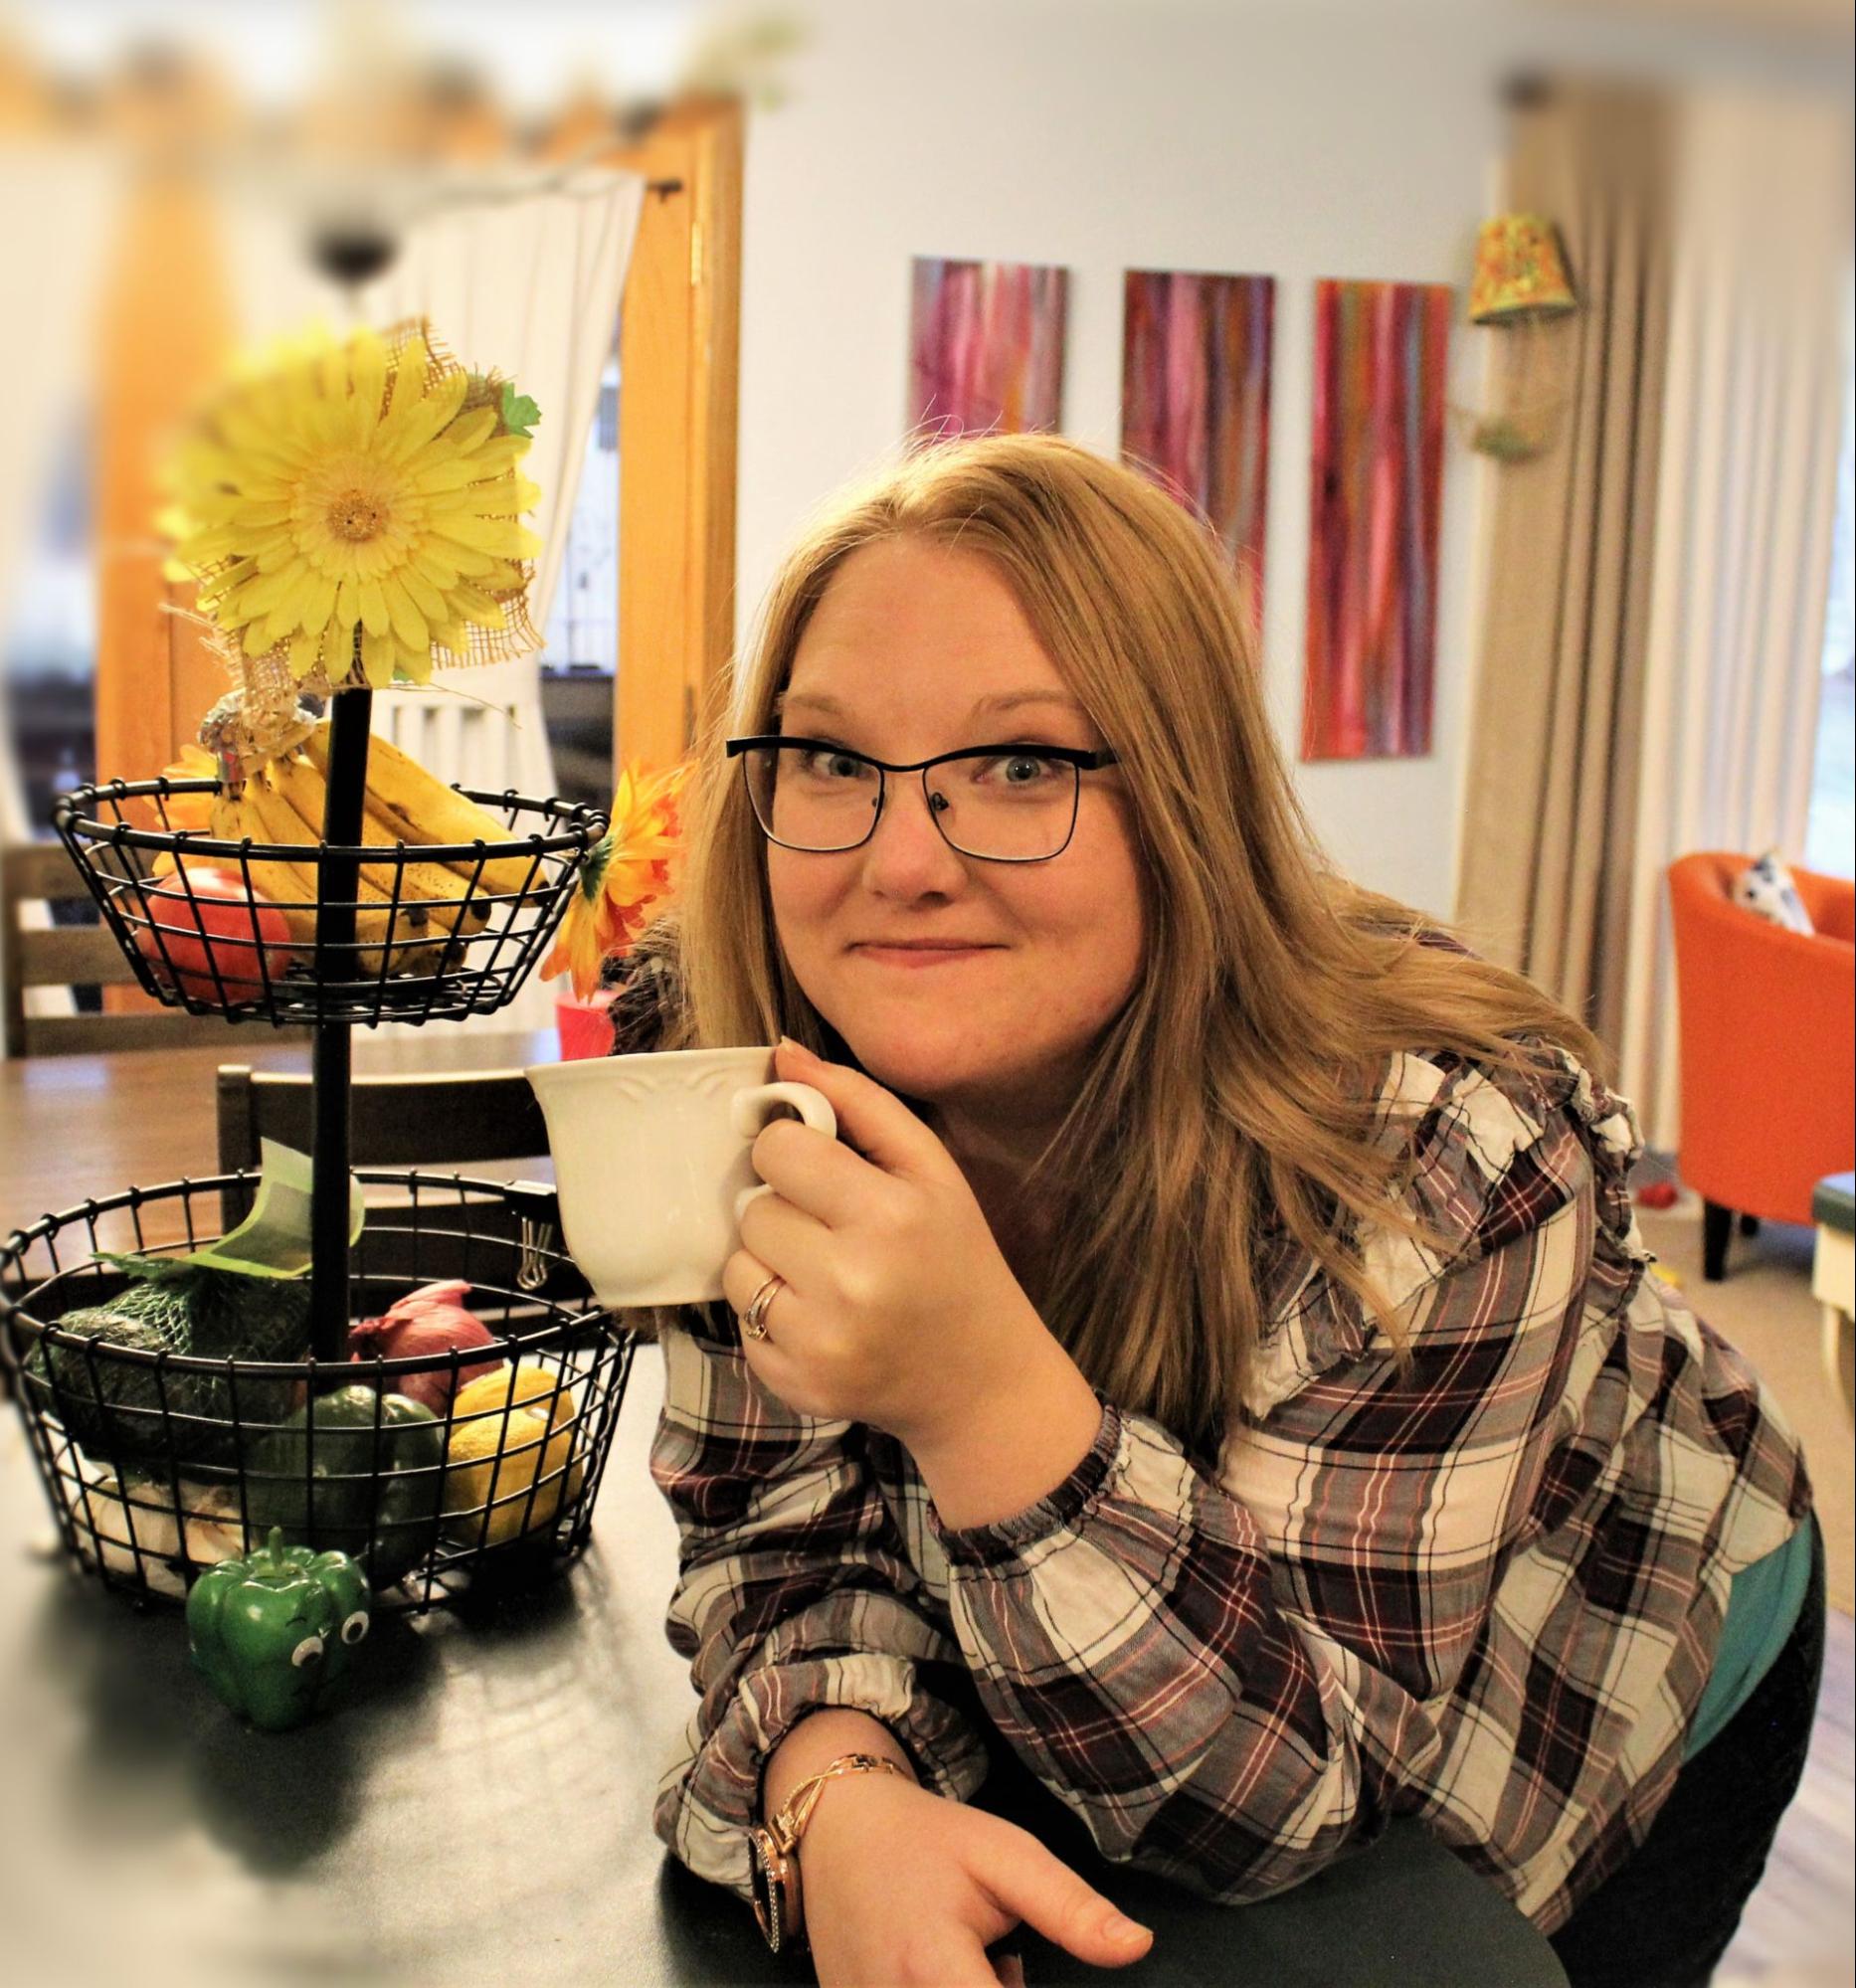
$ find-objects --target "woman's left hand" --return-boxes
[721,1038,1053,1452]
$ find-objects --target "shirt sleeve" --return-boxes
[650,1309,990,1896]
[926,1048,1620,1903]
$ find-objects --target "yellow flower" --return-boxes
[543,761,692,1001]
[169,324,542,688]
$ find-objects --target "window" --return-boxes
[1806,354,1853,881]
[539,346,620,813]
[4,414,94,839]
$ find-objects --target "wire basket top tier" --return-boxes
[54,778,606,1029]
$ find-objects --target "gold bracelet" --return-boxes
[780,1751,905,1841]
[747,1751,907,1952]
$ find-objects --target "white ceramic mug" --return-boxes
[525,1046,836,1309]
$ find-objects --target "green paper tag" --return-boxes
[175,1139,365,1278]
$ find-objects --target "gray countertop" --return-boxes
[1,1043,1561,1985]
[0,1346,1565,1988]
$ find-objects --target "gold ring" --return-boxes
[741,1273,784,1343]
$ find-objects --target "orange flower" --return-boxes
[542,759,692,1000]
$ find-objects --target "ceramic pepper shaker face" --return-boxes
[186,1527,372,1730]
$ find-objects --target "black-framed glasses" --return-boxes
[725,735,1121,862]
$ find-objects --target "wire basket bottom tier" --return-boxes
[2,1172,635,1618]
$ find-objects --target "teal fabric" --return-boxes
[1813,1171,1854,1235]
[1685,1520,1815,1758]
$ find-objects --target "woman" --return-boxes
[610,435,1819,1988]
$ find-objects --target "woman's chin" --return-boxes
[853,1051,972,1108]
[836,1029,991,1107]
[856,1045,1074,1133]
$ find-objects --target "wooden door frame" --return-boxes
[608,97,744,773]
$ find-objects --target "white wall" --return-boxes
[734,0,1511,921]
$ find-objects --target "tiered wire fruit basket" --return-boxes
[1,688,626,1616]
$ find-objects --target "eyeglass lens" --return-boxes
[741,744,1082,860]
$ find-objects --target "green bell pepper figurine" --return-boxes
[187,1528,371,1730]
[243,1384,444,1585]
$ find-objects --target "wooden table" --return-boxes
[0,1043,1568,1988]
[0,1027,560,1234]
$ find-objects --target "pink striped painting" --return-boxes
[1303,279,1451,761]
[908,258,1067,441]
[1122,271,1274,626]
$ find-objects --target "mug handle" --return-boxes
[731,1081,837,1223]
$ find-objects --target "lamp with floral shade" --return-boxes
[1470,213,1578,324]
[1462,213,1578,460]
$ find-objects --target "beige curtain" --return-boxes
[1616,89,1850,1150]
[1454,82,1672,1065]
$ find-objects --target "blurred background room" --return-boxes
[0,2,1850,1981]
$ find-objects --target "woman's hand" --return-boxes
[722,1038,1071,1458]
[799,1770,1153,1987]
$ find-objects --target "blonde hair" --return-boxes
[664,434,1607,1448]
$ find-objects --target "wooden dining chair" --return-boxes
[214,1061,585,1312]
[215,1063,553,1179]
[2,840,232,1056]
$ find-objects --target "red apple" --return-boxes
[132,864,293,1002]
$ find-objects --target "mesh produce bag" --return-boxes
[23,1257,311,1466]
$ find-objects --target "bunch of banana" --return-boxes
[267,749,495,942]
[300,723,542,899]
[207,776,449,981]
[201,722,543,982]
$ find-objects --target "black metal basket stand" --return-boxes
[2,689,622,1614]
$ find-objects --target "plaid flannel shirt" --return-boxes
[615,955,1811,1933]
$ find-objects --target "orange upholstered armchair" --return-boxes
[1668,852,1855,1280]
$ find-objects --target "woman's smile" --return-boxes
[849,940,1006,969]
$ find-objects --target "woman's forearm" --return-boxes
[907,1334,1103,1532]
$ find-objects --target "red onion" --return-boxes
[348,1280,504,1415]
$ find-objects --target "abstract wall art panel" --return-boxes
[1303,278,1452,761]
[1121,270,1275,625]
[907,257,1068,441]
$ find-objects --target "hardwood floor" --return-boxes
[1716,1606,1854,1986]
